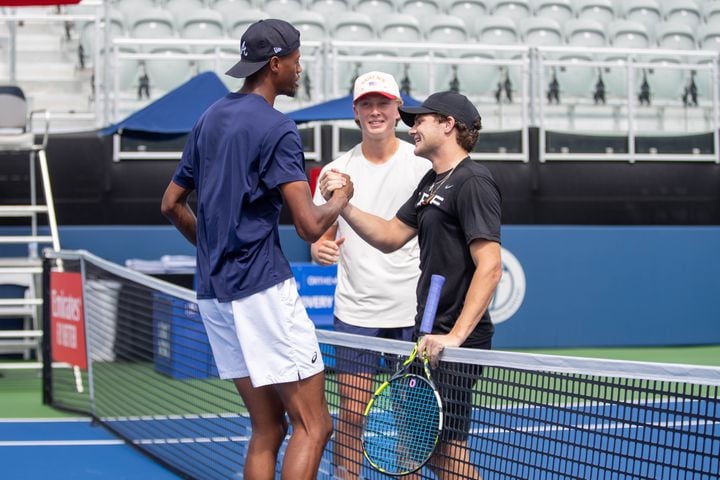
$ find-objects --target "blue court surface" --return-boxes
[0,418,182,479]
[2,398,717,479]
[97,398,720,479]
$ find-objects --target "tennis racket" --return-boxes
[361,274,445,476]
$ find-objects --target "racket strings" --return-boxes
[363,375,442,474]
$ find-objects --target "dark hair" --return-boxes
[433,114,482,152]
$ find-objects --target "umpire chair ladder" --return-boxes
[0,85,58,369]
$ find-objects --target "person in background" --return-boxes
[161,19,353,480]
[311,71,430,479]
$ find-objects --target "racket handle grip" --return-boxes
[420,274,445,335]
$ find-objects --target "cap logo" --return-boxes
[240,41,247,57]
[273,47,282,53]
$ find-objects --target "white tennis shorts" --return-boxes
[197,278,324,387]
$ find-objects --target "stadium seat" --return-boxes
[356,49,402,83]
[423,15,468,43]
[307,0,351,16]
[519,17,563,47]
[701,1,720,24]
[604,21,650,99]
[211,0,254,22]
[105,46,140,91]
[575,0,615,28]
[697,23,720,52]
[445,0,489,18]
[533,0,574,24]
[622,0,661,38]
[330,12,375,41]
[178,8,225,42]
[262,0,304,19]
[165,0,206,23]
[353,0,395,15]
[565,18,606,48]
[646,58,686,101]
[458,16,520,97]
[145,46,194,92]
[654,21,696,50]
[377,13,422,42]
[114,0,156,22]
[129,8,175,40]
[287,11,327,42]
[492,0,531,22]
[555,54,599,98]
[558,19,606,97]
[405,50,451,97]
[224,9,268,38]
[608,20,650,49]
[663,0,702,29]
[399,0,442,20]
[455,51,501,97]
[473,14,519,46]
[80,9,126,55]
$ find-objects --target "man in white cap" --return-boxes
[311,71,430,479]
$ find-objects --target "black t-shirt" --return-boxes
[396,157,502,348]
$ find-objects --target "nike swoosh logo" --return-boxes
[444,185,454,190]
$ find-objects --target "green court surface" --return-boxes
[2,344,719,419]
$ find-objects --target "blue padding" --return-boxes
[291,263,337,330]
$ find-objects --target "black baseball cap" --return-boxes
[226,19,301,79]
[399,91,481,128]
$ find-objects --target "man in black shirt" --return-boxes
[319,91,502,479]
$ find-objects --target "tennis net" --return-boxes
[43,250,720,479]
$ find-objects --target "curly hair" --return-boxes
[434,114,482,152]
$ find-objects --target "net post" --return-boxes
[79,254,95,415]
[41,254,53,406]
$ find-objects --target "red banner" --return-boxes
[50,271,87,369]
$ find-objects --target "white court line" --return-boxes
[0,417,89,423]
[0,439,125,446]
[472,418,719,436]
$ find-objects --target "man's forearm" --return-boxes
[167,204,197,247]
[341,203,405,254]
[448,257,502,344]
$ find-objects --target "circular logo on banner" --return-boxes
[489,247,526,324]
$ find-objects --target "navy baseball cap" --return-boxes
[226,19,301,79]
[399,91,481,128]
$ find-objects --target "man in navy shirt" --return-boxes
[161,19,353,480]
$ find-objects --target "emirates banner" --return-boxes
[50,271,87,369]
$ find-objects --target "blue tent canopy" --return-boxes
[287,93,422,123]
[102,72,230,136]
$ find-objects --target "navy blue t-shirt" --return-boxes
[172,93,308,302]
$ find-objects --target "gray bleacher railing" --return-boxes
[108,36,720,163]
[2,4,719,162]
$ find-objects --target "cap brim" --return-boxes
[225,59,269,79]
[354,91,399,102]
[398,105,436,127]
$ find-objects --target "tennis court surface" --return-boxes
[43,250,720,479]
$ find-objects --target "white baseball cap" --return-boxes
[353,71,401,102]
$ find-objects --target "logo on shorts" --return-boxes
[489,247,526,325]
[311,351,318,363]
